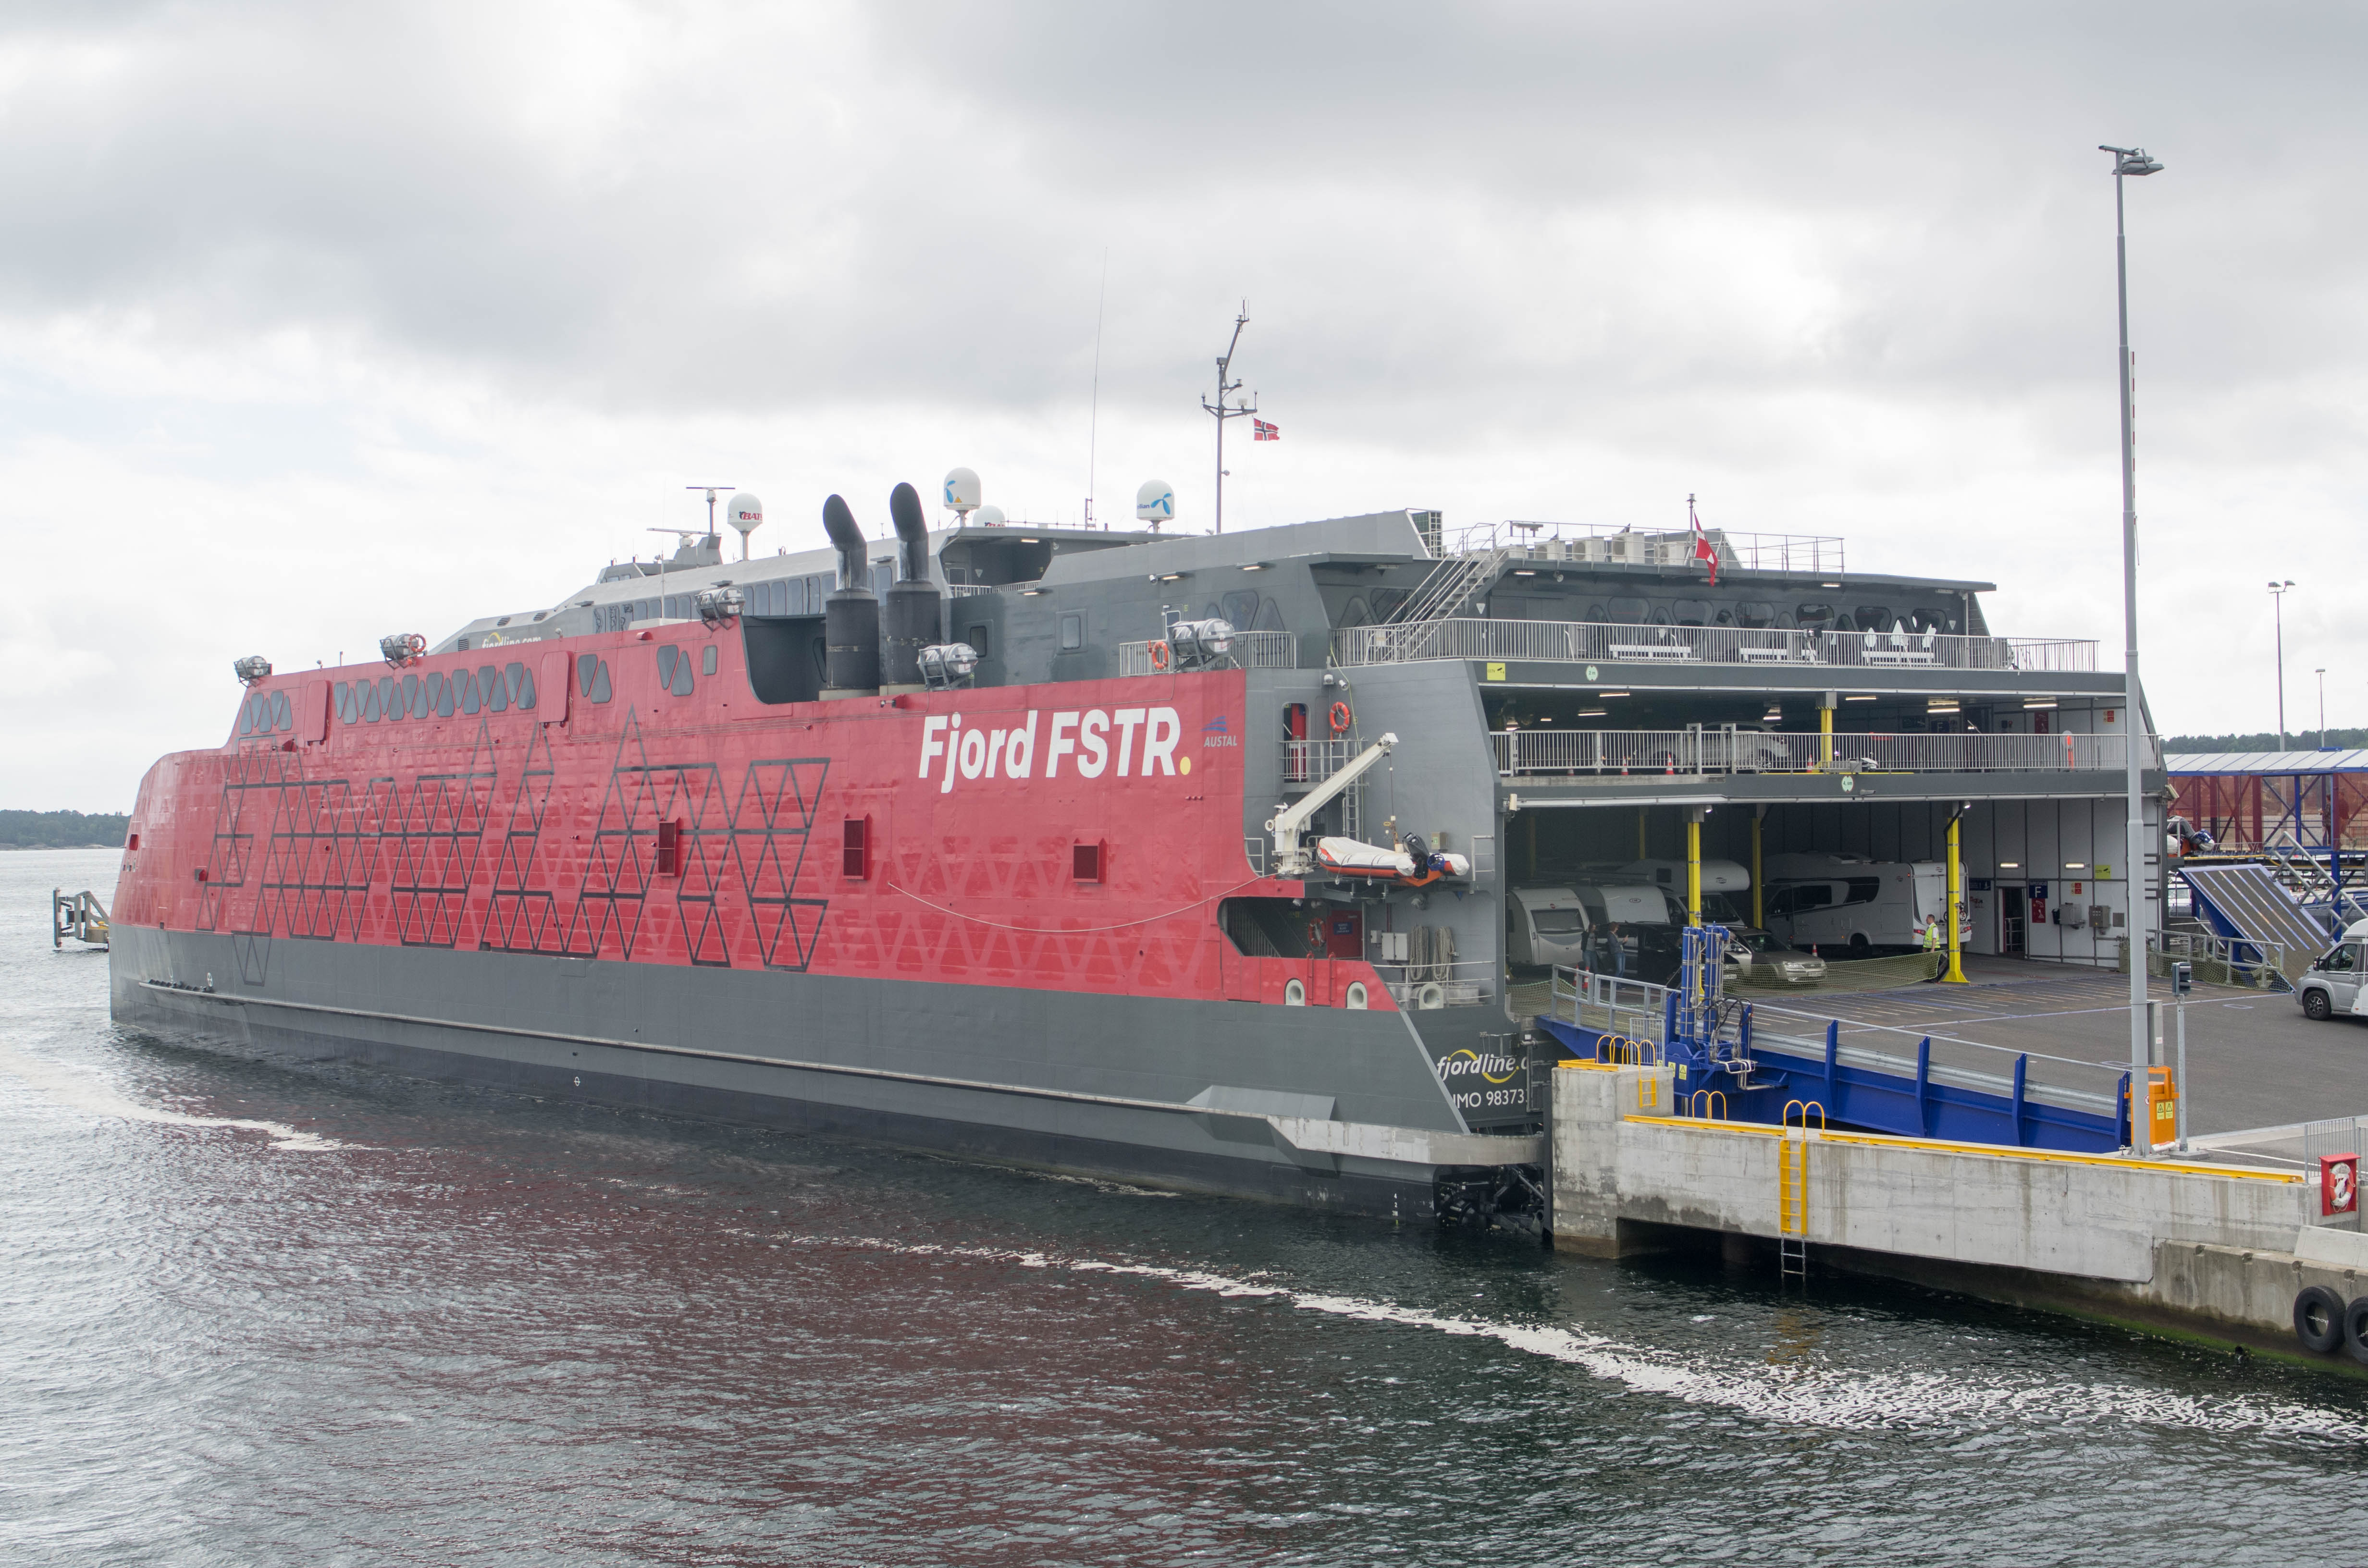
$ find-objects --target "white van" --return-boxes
[1761,853,1950,956]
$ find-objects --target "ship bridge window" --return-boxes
[1672,599,1711,627]
[1855,606,1895,634]
[1909,607,1952,634]
[578,653,613,702]
[1607,596,1649,625]
[1735,601,1776,628]
[479,664,507,713]
[1370,587,1410,621]
[401,672,421,718]
[1222,590,1259,628]
[271,690,292,730]
[1649,606,1672,625]
[1337,596,1371,630]
[334,682,357,725]
[655,644,694,697]
[379,674,398,719]
[506,661,536,710]
[358,680,380,723]
[1254,598,1284,632]
[1796,603,1836,629]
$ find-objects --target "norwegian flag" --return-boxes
[1689,496,1719,586]
[1252,418,1279,441]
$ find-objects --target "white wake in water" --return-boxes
[0,1043,346,1151]
[789,1235,2368,1444]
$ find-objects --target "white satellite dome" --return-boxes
[726,492,763,538]
[942,467,981,514]
[1135,479,1175,526]
[973,503,1006,528]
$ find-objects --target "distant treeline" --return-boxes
[0,809,130,849]
[2164,726,2368,754]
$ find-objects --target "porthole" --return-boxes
[1345,981,1369,1010]
[1283,978,1307,1006]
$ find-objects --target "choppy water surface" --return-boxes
[7,848,2368,1566]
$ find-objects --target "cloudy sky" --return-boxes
[3,1,2360,807]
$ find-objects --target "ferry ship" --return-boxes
[108,475,2156,1222]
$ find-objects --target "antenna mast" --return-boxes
[1087,250,1108,528]
[1201,304,1256,535]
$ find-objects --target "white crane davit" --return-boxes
[1264,733,1398,878]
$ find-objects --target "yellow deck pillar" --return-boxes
[1944,810,1969,983]
[1686,816,1702,926]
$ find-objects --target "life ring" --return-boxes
[2294,1286,2343,1353]
[1306,916,1328,952]
[1149,640,1172,672]
[1328,699,1352,735]
[406,633,426,656]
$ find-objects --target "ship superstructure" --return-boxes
[109,487,2161,1222]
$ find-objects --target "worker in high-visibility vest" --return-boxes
[1921,915,1945,981]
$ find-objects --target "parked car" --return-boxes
[1724,926,1827,986]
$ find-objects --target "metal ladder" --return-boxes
[1779,1237,1808,1280]
[1387,545,1513,625]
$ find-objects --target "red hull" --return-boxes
[117,626,1392,1012]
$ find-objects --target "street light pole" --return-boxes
[2102,142,2161,1152]
[2268,580,2295,747]
[2317,667,2328,749]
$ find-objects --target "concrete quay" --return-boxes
[1548,1059,2368,1364]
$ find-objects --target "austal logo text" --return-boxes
[919,708,1188,793]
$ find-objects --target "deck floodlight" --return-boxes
[233,655,272,686]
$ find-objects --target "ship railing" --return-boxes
[1369,958,1499,1009]
[1547,966,1673,1041]
[1492,727,2147,778]
[1117,629,1298,677]
[1449,521,1846,576]
[945,583,998,598]
[1333,617,2097,675]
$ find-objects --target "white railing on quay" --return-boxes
[1118,629,1298,677]
[1546,966,1672,1042]
[1492,727,2153,778]
[1333,617,2097,675]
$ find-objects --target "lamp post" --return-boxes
[2317,667,2328,749]
[2267,580,2295,747]
[2101,142,2161,1152]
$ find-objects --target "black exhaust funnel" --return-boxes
[882,481,938,690]
[821,493,879,696]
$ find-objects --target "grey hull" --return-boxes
[108,926,1541,1219]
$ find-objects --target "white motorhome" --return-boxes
[1761,853,1951,956]
[1611,858,1751,901]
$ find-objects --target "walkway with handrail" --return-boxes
[1492,727,2150,777]
[1334,616,2096,674]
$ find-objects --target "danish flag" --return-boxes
[1689,496,1719,586]
[1252,418,1279,441]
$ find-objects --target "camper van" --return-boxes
[1507,882,1673,973]
[1762,853,1952,956]
[2297,917,2368,1022]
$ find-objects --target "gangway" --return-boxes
[2176,862,2329,982]
[52,888,110,949]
